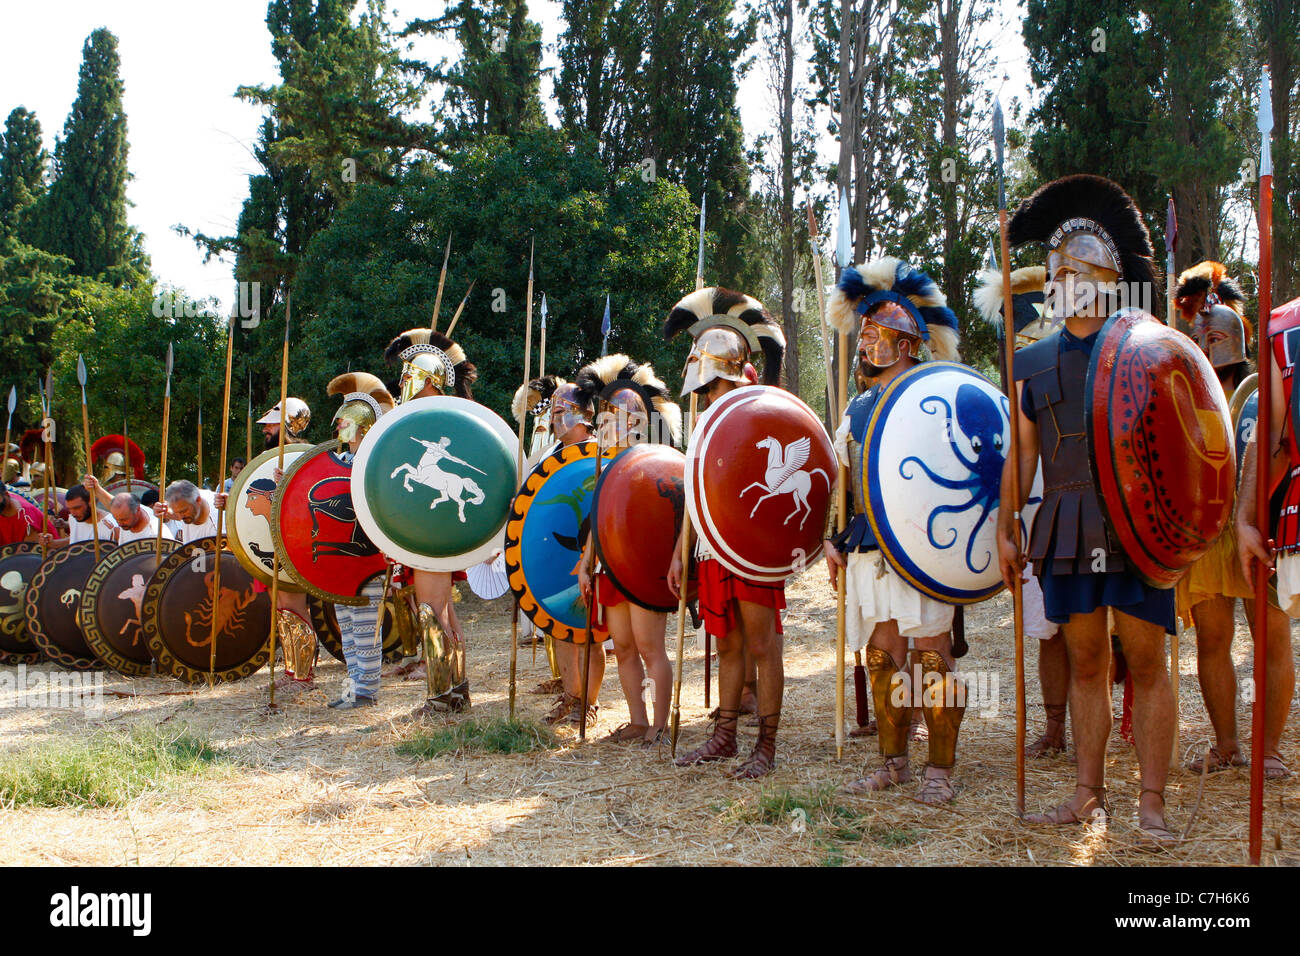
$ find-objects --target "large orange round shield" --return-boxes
[592,444,691,612]
[1087,308,1234,588]
[686,386,836,582]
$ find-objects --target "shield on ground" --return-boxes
[225,443,312,589]
[0,542,43,663]
[310,577,409,664]
[140,538,272,684]
[1086,308,1234,588]
[591,443,694,612]
[352,396,518,572]
[507,441,614,639]
[864,362,1027,604]
[79,539,180,676]
[686,385,836,583]
[23,541,114,670]
[272,441,385,606]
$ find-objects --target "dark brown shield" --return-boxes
[0,542,44,663]
[1086,308,1234,588]
[141,539,272,684]
[592,443,693,612]
[24,542,112,670]
[273,441,385,606]
[79,539,181,676]
[310,576,408,664]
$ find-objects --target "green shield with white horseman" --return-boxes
[351,396,519,571]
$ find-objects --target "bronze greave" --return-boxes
[918,650,965,768]
[866,646,910,759]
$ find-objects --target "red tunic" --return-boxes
[696,558,785,641]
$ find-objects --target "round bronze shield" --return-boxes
[1086,308,1234,588]
[141,539,272,684]
[593,443,692,612]
[310,575,408,664]
[79,539,181,676]
[23,542,112,670]
[273,441,385,606]
[225,443,312,589]
[0,542,44,663]
[686,385,836,582]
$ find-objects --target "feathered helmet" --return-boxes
[328,372,394,445]
[662,287,786,395]
[973,266,1052,347]
[829,257,960,369]
[511,374,564,424]
[384,328,477,402]
[1008,174,1159,318]
[1175,261,1250,371]
[573,354,682,449]
[90,434,147,482]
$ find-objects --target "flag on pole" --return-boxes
[600,295,611,356]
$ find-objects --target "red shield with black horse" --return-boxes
[273,441,386,606]
[686,386,836,582]
[592,444,694,612]
[1087,308,1234,588]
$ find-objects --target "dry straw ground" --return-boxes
[0,572,1296,866]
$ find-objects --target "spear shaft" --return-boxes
[268,293,292,709]
[430,234,452,334]
[210,317,236,683]
[155,345,174,565]
[511,240,535,720]
[77,357,100,564]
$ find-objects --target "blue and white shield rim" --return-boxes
[864,361,1038,604]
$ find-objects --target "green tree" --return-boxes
[405,0,546,145]
[34,28,145,286]
[0,107,48,241]
[295,127,700,419]
[557,0,758,289]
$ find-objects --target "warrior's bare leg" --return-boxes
[1027,607,1110,823]
[557,638,604,704]
[629,606,671,738]
[674,626,742,765]
[1027,630,1069,757]
[1246,602,1295,777]
[1189,596,1245,770]
[730,600,782,778]
[1115,610,1175,841]
[606,602,648,728]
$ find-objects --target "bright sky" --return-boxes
[1,0,1032,314]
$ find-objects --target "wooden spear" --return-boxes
[40,371,56,554]
[197,377,204,489]
[3,386,14,490]
[209,315,236,683]
[510,239,535,720]
[1165,198,1181,764]
[994,100,1027,815]
[444,280,476,339]
[155,344,174,566]
[268,293,292,710]
[670,192,708,755]
[1249,69,1274,867]
[245,368,253,466]
[76,356,100,564]
[430,234,452,334]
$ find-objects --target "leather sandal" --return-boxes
[917,763,956,805]
[728,714,778,779]
[1185,745,1246,774]
[844,755,912,794]
[1024,784,1108,824]
[1137,788,1177,847]
[602,722,650,744]
[674,709,739,767]
[1026,704,1068,758]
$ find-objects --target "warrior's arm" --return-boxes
[997,381,1039,532]
[1266,349,1289,494]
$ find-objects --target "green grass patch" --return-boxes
[0,727,228,809]
[396,718,557,759]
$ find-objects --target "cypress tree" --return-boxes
[0,107,48,240]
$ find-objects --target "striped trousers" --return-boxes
[335,576,385,700]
